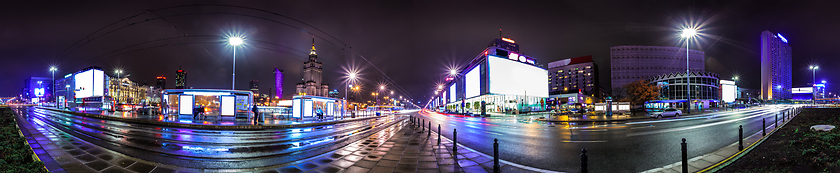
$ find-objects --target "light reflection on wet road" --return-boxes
[24,107,406,169]
[414,105,797,172]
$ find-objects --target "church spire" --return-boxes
[309,36,317,55]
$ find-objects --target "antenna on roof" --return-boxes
[499,29,502,39]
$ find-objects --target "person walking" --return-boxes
[252,104,260,125]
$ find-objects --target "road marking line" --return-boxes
[486,131,504,136]
[627,111,776,137]
[580,129,607,132]
[626,109,769,125]
[630,125,655,130]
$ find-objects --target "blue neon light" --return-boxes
[777,33,788,43]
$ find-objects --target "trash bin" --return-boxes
[351,112,356,118]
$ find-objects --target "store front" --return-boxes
[162,89,253,118]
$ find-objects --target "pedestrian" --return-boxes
[252,104,260,125]
[193,106,199,120]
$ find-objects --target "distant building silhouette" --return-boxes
[156,76,166,89]
[295,38,329,96]
[760,30,792,100]
[175,67,186,89]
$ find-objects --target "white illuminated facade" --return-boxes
[431,38,548,114]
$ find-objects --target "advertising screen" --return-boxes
[449,84,456,103]
[487,55,548,97]
[465,65,480,99]
[722,84,736,103]
[221,96,235,116]
[304,100,313,117]
[74,69,105,98]
[179,95,193,115]
[293,99,301,118]
[792,87,813,94]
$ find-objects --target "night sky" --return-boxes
[2,0,839,104]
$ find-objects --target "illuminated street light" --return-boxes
[810,65,819,104]
[681,27,698,113]
[229,36,244,90]
[449,69,458,76]
[115,69,123,104]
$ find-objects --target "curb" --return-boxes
[697,107,801,173]
[36,107,388,130]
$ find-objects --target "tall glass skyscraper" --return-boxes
[760,30,792,100]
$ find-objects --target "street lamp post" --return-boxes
[229,37,244,90]
[50,66,57,105]
[115,70,122,104]
[681,28,697,114]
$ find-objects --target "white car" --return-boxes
[649,108,682,118]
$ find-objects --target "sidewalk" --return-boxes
[283,120,554,173]
[37,106,390,129]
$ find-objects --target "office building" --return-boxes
[274,68,283,99]
[429,37,548,114]
[175,67,187,89]
[610,45,704,90]
[296,39,330,96]
[648,71,720,109]
[23,77,53,103]
[249,80,259,95]
[547,55,599,97]
[760,30,792,100]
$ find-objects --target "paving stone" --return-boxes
[398,158,419,164]
[317,165,343,173]
[439,164,462,173]
[382,154,401,160]
[96,153,118,161]
[332,159,355,168]
[457,159,479,167]
[418,161,439,169]
[66,149,85,156]
[352,160,378,168]
[370,166,395,173]
[113,158,136,168]
[277,165,304,173]
[420,156,437,162]
[470,156,493,164]
[314,157,334,165]
[344,155,364,161]
[296,162,320,171]
[100,166,133,173]
[150,167,177,173]
[362,155,382,161]
[75,154,99,162]
[394,164,417,173]
[462,165,489,173]
[126,162,156,173]
[257,169,280,173]
[376,160,400,167]
[342,166,370,173]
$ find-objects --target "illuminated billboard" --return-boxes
[465,65,480,99]
[74,69,105,98]
[221,96,235,116]
[487,55,548,97]
[721,80,736,103]
[792,87,813,94]
[179,95,194,115]
[449,84,456,103]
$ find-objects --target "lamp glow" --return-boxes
[229,37,243,46]
[681,28,697,38]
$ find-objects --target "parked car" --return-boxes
[648,108,682,118]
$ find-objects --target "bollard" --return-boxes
[681,138,688,173]
[428,122,431,136]
[438,124,441,145]
[775,113,778,128]
[762,118,766,136]
[453,129,458,156]
[422,119,425,130]
[581,148,588,173]
[494,138,500,173]
[738,125,743,151]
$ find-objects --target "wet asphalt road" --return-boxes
[414,105,798,172]
[22,107,406,169]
